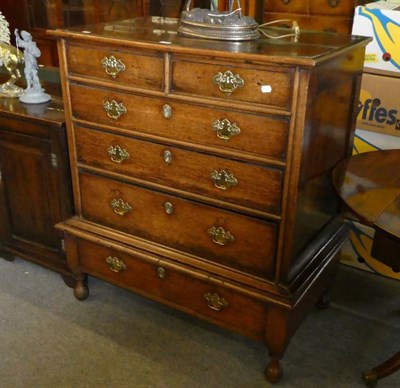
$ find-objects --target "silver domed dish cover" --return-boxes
[178,0,260,41]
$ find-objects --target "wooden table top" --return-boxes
[332,150,400,241]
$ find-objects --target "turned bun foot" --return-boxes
[74,278,89,300]
[265,358,283,383]
[362,371,378,387]
[316,292,331,309]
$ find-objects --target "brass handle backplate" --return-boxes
[103,100,127,121]
[110,198,132,216]
[208,226,234,246]
[101,55,126,78]
[106,256,126,273]
[213,70,244,96]
[107,145,130,164]
[212,119,241,141]
[204,292,228,311]
[210,170,238,190]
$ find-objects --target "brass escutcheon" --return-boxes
[212,119,241,141]
[162,104,172,119]
[213,70,244,96]
[107,145,130,164]
[106,256,127,273]
[157,267,167,279]
[328,0,340,7]
[204,292,228,311]
[103,100,127,121]
[110,198,132,216]
[208,226,234,246]
[210,170,238,190]
[100,55,126,78]
[163,150,172,164]
[164,202,174,214]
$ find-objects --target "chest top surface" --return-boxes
[48,17,370,67]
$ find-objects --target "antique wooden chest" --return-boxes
[49,18,369,382]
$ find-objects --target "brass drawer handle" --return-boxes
[210,170,238,190]
[162,104,172,119]
[212,119,241,141]
[101,55,126,78]
[106,256,126,273]
[103,99,127,121]
[107,145,130,164]
[110,198,132,216]
[204,292,228,311]
[328,0,339,7]
[164,201,174,214]
[208,226,234,246]
[213,70,244,96]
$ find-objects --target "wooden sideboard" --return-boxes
[0,73,74,284]
[49,19,369,382]
[263,0,374,33]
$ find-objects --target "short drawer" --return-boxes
[79,172,278,279]
[171,58,294,110]
[66,43,164,91]
[70,83,290,161]
[76,238,269,339]
[75,126,283,215]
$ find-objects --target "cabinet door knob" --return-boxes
[101,55,126,78]
[212,119,241,141]
[103,100,127,121]
[106,256,127,272]
[208,226,234,246]
[204,292,229,311]
[164,201,174,214]
[213,70,244,96]
[157,266,167,279]
[107,145,130,164]
[110,198,132,216]
[210,169,238,190]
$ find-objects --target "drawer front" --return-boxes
[70,83,289,161]
[75,126,283,215]
[263,12,352,33]
[79,172,277,279]
[66,43,164,91]
[309,0,358,16]
[263,0,308,13]
[171,59,293,110]
[76,238,269,338]
[263,0,356,16]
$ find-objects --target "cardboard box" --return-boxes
[352,2,400,76]
[356,72,400,136]
[353,128,400,154]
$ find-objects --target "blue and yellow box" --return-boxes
[352,2,400,76]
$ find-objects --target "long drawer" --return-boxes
[76,237,269,339]
[171,57,294,110]
[69,83,290,161]
[75,126,283,215]
[79,171,278,279]
[66,43,164,91]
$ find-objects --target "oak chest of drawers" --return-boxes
[49,18,369,382]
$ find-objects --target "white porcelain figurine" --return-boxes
[15,29,50,104]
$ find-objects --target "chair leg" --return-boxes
[362,351,400,387]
